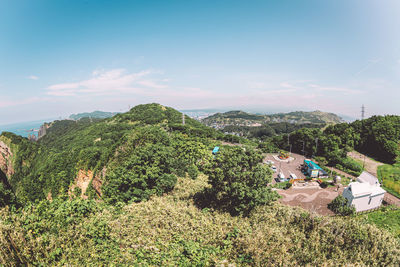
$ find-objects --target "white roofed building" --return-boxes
[342,175,386,212]
[357,171,380,186]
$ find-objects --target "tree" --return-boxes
[204,146,279,216]
[102,143,177,204]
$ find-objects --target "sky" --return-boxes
[1,0,400,124]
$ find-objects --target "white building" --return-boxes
[342,172,386,212]
[357,171,380,186]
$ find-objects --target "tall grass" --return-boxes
[0,175,399,265]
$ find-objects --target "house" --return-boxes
[342,182,386,212]
[357,171,380,186]
[303,159,328,178]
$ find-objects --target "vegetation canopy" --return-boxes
[0,103,399,265]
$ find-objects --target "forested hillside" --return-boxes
[0,104,399,265]
[223,122,325,140]
[203,110,344,126]
[0,104,217,203]
[69,110,119,120]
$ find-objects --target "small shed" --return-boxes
[212,146,220,155]
[342,182,386,212]
[304,159,328,178]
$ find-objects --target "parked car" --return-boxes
[271,165,277,172]
[289,173,297,179]
[278,172,285,179]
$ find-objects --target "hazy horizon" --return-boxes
[1,0,400,125]
[0,104,359,127]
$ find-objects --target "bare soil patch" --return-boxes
[277,187,343,216]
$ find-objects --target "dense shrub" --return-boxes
[328,195,356,216]
[187,164,199,180]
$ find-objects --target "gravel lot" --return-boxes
[264,152,306,182]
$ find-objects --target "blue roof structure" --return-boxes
[304,159,328,176]
[304,159,322,170]
[212,146,220,155]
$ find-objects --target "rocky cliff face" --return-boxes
[0,141,14,178]
[38,123,50,140]
[69,168,104,199]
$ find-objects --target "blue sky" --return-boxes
[1,0,399,124]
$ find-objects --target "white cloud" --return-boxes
[28,75,39,80]
[47,69,158,96]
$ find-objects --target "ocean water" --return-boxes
[0,119,55,138]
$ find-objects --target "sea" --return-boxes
[0,119,55,138]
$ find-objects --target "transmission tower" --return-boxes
[361,104,365,121]
[182,113,185,125]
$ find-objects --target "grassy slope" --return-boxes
[362,206,400,239]
[1,175,399,266]
[378,163,400,198]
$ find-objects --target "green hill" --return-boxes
[0,103,399,265]
[69,110,119,120]
[0,103,216,202]
[203,110,344,126]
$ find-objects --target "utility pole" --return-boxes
[315,137,319,158]
[182,113,185,125]
[362,154,366,169]
[287,134,290,147]
[302,141,305,158]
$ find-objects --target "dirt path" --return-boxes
[325,166,357,180]
[347,151,383,176]
[384,193,400,206]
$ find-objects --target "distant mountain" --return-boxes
[202,110,344,126]
[69,111,119,121]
